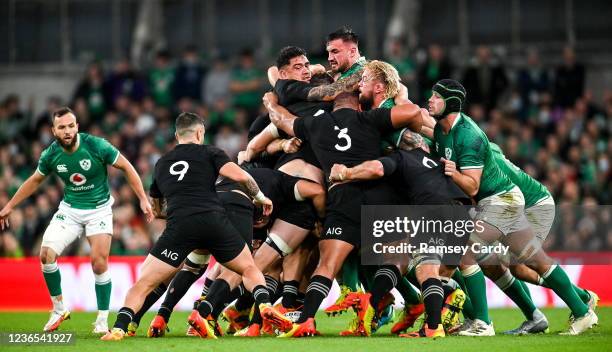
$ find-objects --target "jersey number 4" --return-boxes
[170,161,189,181]
[334,126,351,151]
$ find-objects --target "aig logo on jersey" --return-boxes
[79,159,92,171]
[326,227,343,236]
[69,173,87,186]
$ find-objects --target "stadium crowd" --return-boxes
[0,44,610,258]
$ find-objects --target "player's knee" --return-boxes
[480,264,505,280]
[90,255,108,274]
[39,246,57,264]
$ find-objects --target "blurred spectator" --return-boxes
[104,58,147,109]
[73,62,107,121]
[417,44,453,106]
[230,48,264,122]
[173,45,207,102]
[516,48,551,120]
[462,45,509,112]
[554,46,585,108]
[204,54,231,106]
[148,50,175,108]
[385,39,417,97]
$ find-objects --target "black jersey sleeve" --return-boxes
[378,151,402,176]
[275,79,314,106]
[362,108,394,134]
[209,146,232,173]
[292,116,310,141]
[248,114,271,140]
[279,173,302,201]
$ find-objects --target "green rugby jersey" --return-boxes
[490,143,551,207]
[433,113,514,201]
[339,56,366,79]
[37,133,120,209]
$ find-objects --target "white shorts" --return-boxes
[525,196,555,242]
[41,198,113,255]
[473,186,530,237]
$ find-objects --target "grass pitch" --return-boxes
[0,307,610,352]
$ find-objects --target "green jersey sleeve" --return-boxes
[456,130,486,170]
[93,136,120,165]
[37,147,53,176]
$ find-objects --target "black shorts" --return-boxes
[219,191,254,250]
[276,200,317,230]
[322,183,364,246]
[150,211,247,267]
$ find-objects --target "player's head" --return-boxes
[326,26,360,73]
[428,79,466,119]
[276,46,312,82]
[51,107,79,149]
[310,72,335,86]
[359,60,401,110]
[333,91,360,111]
[175,112,206,144]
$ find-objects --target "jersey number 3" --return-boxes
[170,161,189,181]
[334,126,351,151]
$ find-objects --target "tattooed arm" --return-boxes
[397,129,430,153]
[218,162,273,215]
[306,68,363,101]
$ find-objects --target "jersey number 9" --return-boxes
[170,161,190,181]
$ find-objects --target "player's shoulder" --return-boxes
[454,115,486,142]
[40,139,61,159]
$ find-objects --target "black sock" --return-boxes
[234,290,254,311]
[133,283,167,325]
[440,276,457,298]
[252,285,271,306]
[114,307,135,331]
[159,268,204,320]
[198,279,231,318]
[296,292,305,306]
[201,277,214,297]
[212,286,243,319]
[422,278,444,329]
[369,266,400,308]
[282,280,300,308]
[264,275,280,304]
[297,275,332,323]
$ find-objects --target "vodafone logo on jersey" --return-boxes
[69,173,87,186]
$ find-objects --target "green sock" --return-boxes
[42,263,62,296]
[518,280,532,300]
[498,276,536,320]
[572,284,591,304]
[341,252,360,291]
[462,266,490,324]
[95,272,112,311]
[452,270,475,320]
[542,265,588,318]
[397,277,421,305]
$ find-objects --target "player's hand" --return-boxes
[140,199,154,223]
[262,92,278,109]
[0,205,12,230]
[254,196,273,217]
[237,150,249,165]
[440,158,457,177]
[282,138,302,154]
[329,163,348,183]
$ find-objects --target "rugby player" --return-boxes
[0,107,153,334]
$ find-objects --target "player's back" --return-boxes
[294,107,393,177]
[390,149,469,205]
[151,143,230,219]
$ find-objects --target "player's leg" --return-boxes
[87,233,113,333]
[102,253,181,340]
[39,211,81,332]
[281,237,316,309]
